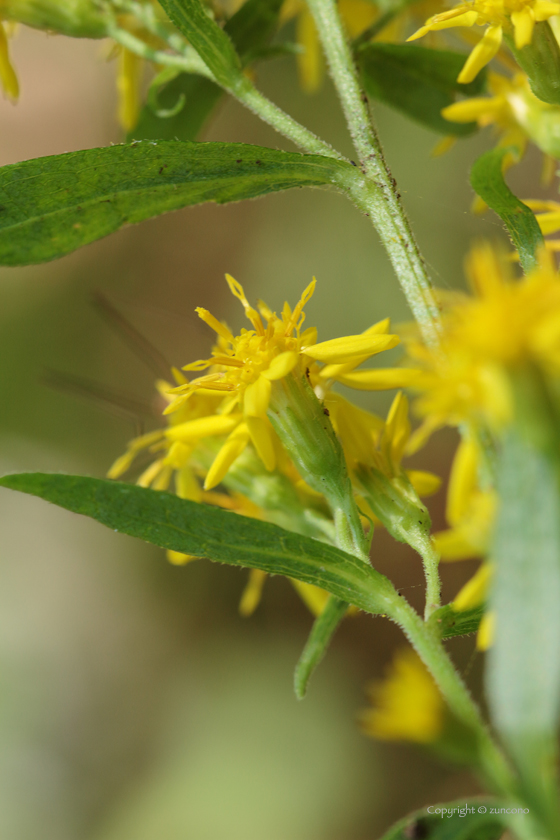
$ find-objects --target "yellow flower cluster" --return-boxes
[409,0,560,83]
[109,275,426,613]
[407,243,560,435]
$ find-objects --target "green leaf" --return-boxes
[487,430,560,815]
[429,603,484,639]
[158,0,244,89]
[380,799,504,840]
[357,44,485,136]
[0,140,353,265]
[294,595,348,699]
[130,0,284,143]
[470,147,544,273]
[0,473,396,614]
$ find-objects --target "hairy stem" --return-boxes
[387,591,517,796]
[305,0,441,347]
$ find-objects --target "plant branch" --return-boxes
[305,0,441,347]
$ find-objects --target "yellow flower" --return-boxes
[406,243,560,433]
[165,275,401,490]
[408,0,560,83]
[360,648,444,743]
[433,436,496,560]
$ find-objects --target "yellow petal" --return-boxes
[458,26,502,84]
[204,423,250,490]
[446,436,479,526]
[318,319,391,379]
[166,413,240,442]
[244,374,271,417]
[408,9,477,40]
[164,440,190,469]
[296,9,323,93]
[304,333,399,363]
[384,391,411,465]
[0,22,18,101]
[290,579,330,616]
[176,466,202,502]
[263,351,299,380]
[535,211,560,236]
[431,136,457,157]
[327,394,384,463]
[476,611,495,650]
[152,465,173,491]
[167,550,198,566]
[137,459,165,488]
[107,450,136,480]
[533,0,560,20]
[239,569,267,616]
[117,47,142,132]
[406,470,442,497]
[511,7,534,49]
[433,527,480,560]
[441,97,500,123]
[334,367,420,390]
[246,416,276,471]
[453,562,493,611]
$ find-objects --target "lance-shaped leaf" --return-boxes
[357,44,485,136]
[158,0,244,89]
[131,0,284,142]
[470,147,544,273]
[0,473,397,614]
[0,140,354,265]
[380,798,504,840]
[294,595,349,699]
[487,430,560,816]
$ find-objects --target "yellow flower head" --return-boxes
[407,243,560,432]
[166,275,402,490]
[360,648,444,743]
[408,0,560,83]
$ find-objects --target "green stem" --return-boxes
[387,592,517,796]
[235,84,343,159]
[305,0,441,348]
[413,532,441,620]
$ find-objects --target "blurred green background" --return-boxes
[0,24,547,840]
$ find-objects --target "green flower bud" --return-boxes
[505,21,560,105]
[268,371,369,560]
